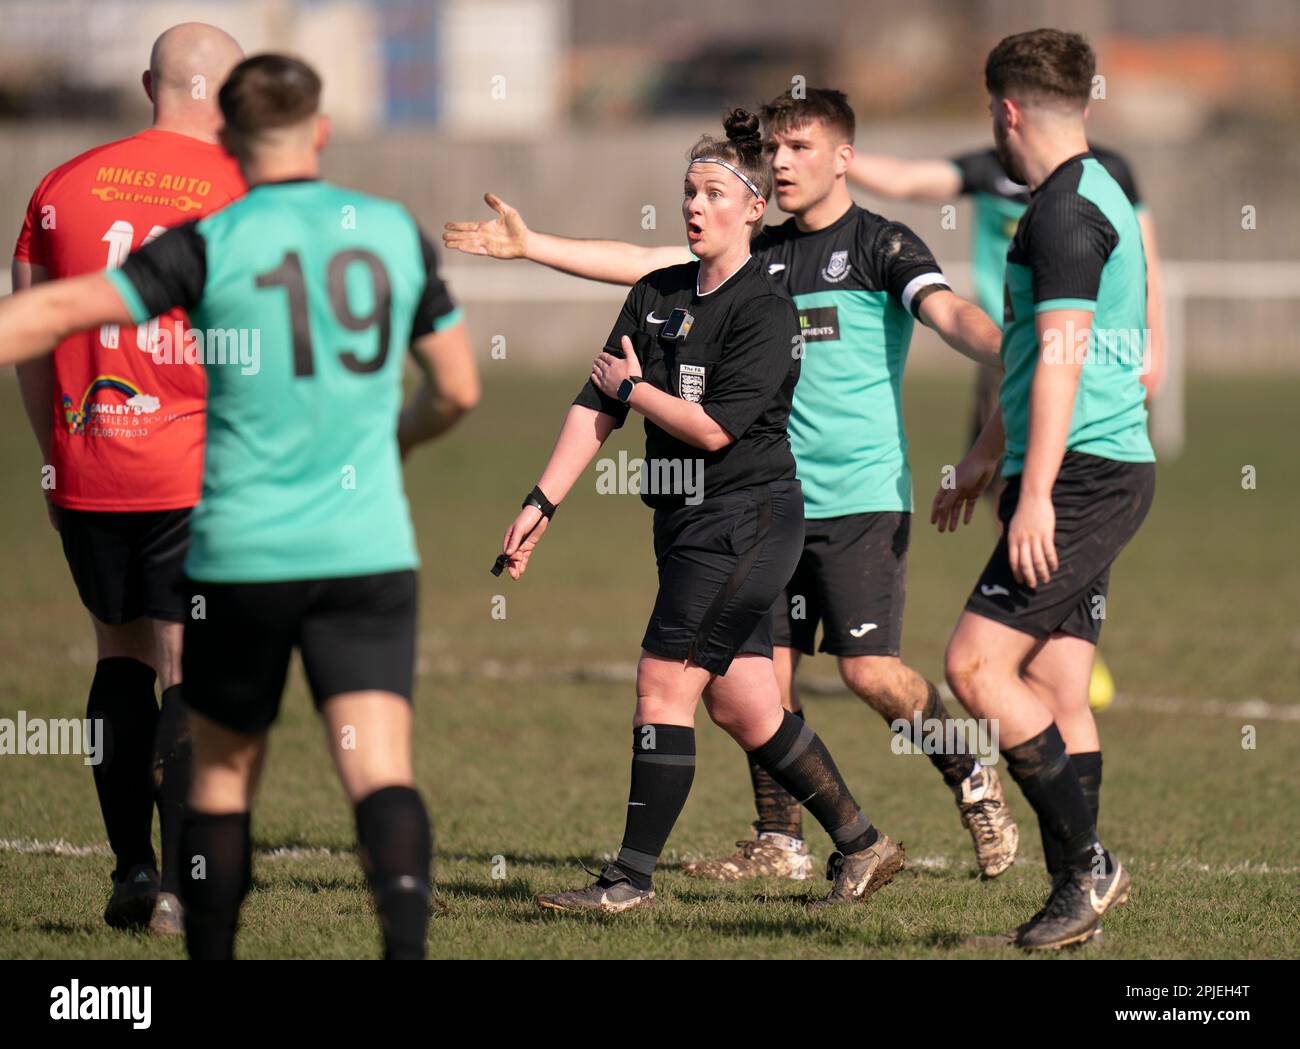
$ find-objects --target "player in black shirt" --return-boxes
[498,111,905,912]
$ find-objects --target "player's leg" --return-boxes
[946,611,1104,907]
[177,576,296,960]
[1021,632,1101,882]
[320,691,429,960]
[298,570,428,958]
[137,506,194,932]
[87,614,163,928]
[57,508,164,927]
[181,712,267,960]
[822,511,1019,875]
[146,618,187,932]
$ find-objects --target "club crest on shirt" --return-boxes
[679,364,706,403]
[821,249,850,283]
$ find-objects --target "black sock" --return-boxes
[153,685,192,895]
[88,657,159,878]
[355,786,433,960]
[1002,726,1097,874]
[179,809,251,960]
[747,709,803,838]
[748,711,878,856]
[612,724,696,891]
[914,681,978,788]
[1042,751,1105,877]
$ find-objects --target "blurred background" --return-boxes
[1,0,1299,443]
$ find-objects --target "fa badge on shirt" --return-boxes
[822,249,850,283]
[679,364,706,403]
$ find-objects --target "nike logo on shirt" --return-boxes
[646,312,667,324]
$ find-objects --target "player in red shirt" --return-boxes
[12,22,245,934]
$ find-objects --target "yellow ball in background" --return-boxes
[1089,653,1117,711]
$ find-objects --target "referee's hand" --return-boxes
[501,504,549,581]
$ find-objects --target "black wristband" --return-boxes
[523,485,557,519]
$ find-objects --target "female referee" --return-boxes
[498,109,905,911]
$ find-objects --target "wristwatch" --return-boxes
[617,376,645,404]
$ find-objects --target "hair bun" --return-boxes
[723,108,762,152]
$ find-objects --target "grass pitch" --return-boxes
[1,369,1296,959]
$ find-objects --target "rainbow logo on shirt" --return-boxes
[63,376,160,435]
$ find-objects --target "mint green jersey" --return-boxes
[106,179,461,582]
[752,206,952,517]
[951,146,1144,327]
[999,154,1155,477]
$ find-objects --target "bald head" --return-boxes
[145,22,244,139]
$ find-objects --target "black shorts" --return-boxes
[643,479,804,676]
[772,511,910,658]
[964,453,1155,644]
[182,570,418,734]
[56,506,191,624]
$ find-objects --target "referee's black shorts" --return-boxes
[642,478,803,676]
[964,453,1155,644]
[182,570,418,734]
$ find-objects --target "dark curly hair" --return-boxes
[687,107,773,203]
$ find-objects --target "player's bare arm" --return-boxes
[0,272,133,368]
[398,321,481,457]
[931,405,1005,534]
[847,154,962,202]
[11,260,56,468]
[591,335,733,451]
[916,289,1003,369]
[443,192,688,286]
[501,404,615,580]
[1012,307,1091,588]
[1137,210,1166,399]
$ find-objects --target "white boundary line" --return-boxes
[1,838,1295,876]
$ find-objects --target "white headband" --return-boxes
[689,156,762,199]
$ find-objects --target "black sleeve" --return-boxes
[1092,147,1142,207]
[702,293,798,440]
[410,229,459,339]
[117,221,206,316]
[873,221,952,320]
[950,149,1005,196]
[571,283,641,427]
[1026,192,1118,309]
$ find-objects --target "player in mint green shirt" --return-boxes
[0,54,479,961]
[931,29,1155,951]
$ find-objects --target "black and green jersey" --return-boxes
[1000,153,1155,477]
[105,178,462,582]
[950,146,1142,326]
[752,205,950,517]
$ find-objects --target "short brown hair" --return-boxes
[985,29,1094,107]
[760,88,855,144]
[219,53,321,137]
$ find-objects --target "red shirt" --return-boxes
[14,128,246,510]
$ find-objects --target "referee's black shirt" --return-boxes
[574,256,801,508]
